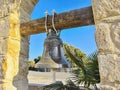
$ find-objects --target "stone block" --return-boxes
[13,79,28,90]
[20,8,30,22]
[0,56,5,80]
[100,84,116,90]
[110,21,120,52]
[13,55,28,90]
[20,36,29,56]
[115,83,120,90]
[0,18,10,37]
[95,22,113,53]
[0,37,8,55]
[95,19,120,54]
[9,13,20,40]
[115,56,120,82]
[7,39,20,56]
[0,83,17,90]
[14,55,28,81]
[92,0,120,21]
[98,54,116,83]
[0,54,19,90]
[20,0,38,15]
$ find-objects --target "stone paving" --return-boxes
[28,71,71,85]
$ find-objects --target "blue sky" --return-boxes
[29,0,97,60]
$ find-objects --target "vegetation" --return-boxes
[64,43,100,89]
[28,60,35,70]
[63,43,86,68]
[44,43,100,90]
[34,56,41,64]
[70,52,100,89]
[43,80,79,90]
[28,56,41,71]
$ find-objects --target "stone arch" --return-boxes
[0,0,120,90]
[0,0,38,90]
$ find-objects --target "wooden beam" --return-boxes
[20,6,94,35]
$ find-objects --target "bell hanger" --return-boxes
[45,10,61,37]
[44,11,49,36]
[52,10,61,37]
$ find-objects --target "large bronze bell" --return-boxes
[37,29,70,68]
[36,11,70,69]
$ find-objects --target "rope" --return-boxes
[52,10,57,33]
[45,11,48,33]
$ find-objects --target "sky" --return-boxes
[29,0,97,60]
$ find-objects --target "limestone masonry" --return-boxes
[0,0,38,90]
[0,0,120,90]
[92,0,120,89]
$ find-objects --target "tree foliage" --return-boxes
[64,44,100,89]
[34,56,41,64]
[28,56,41,71]
[63,43,86,68]
[43,80,79,90]
[28,60,35,70]
[44,43,100,90]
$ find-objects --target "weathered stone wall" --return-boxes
[0,0,21,90]
[13,0,38,90]
[92,0,120,89]
[0,0,38,90]
[1,0,119,90]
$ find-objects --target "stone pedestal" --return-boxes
[92,0,120,89]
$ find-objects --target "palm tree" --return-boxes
[64,44,100,89]
[43,80,79,90]
[63,43,86,68]
[86,52,100,89]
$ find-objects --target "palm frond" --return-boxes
[43,81,64,90]
[64,45,86,72]
[65,47,100,89]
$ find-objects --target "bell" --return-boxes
[36,29,70,68]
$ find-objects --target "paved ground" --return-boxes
[28,71,71,85]
[28,71,100,90]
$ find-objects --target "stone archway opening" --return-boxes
[0,0,120,90]
[29,25,97,61]
[28,25,97,88]
[21,0,120,89]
